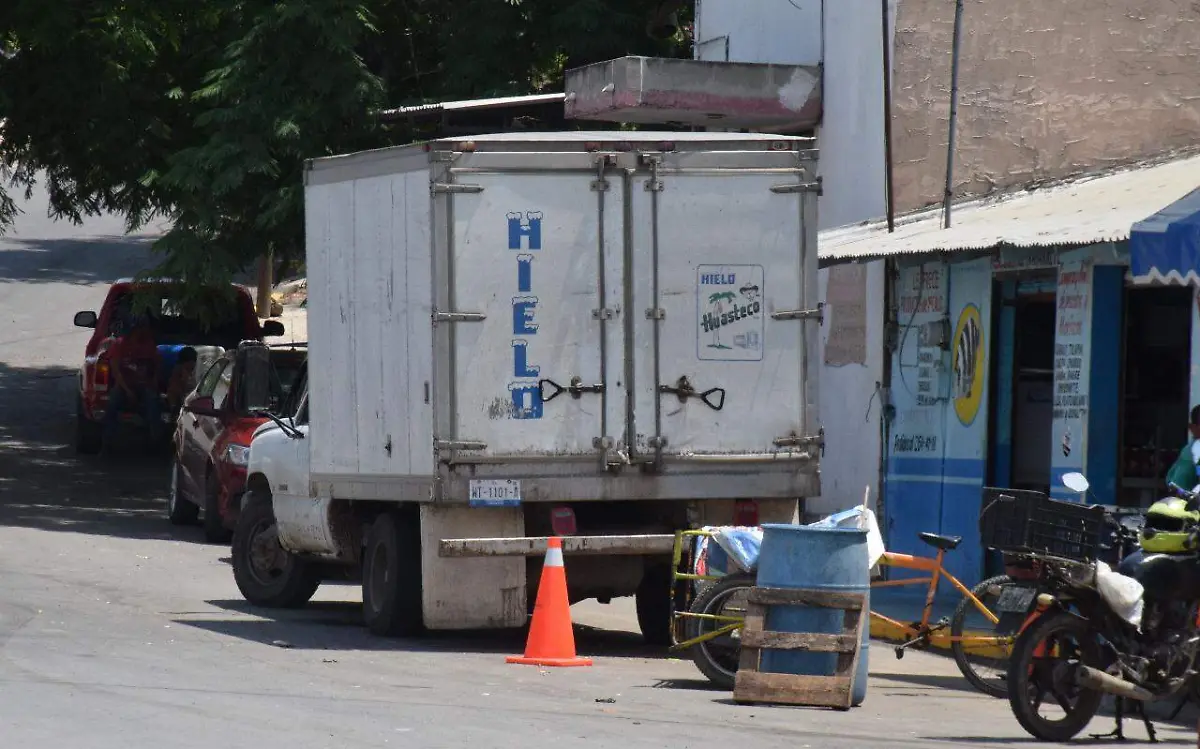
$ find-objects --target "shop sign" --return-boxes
[993,247,1058,273]
[1052,257,1092,462]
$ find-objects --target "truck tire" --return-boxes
[232,493,319,608]
[635,564,674,647]
[203,469,233,544]
[362,510,424,637]
[167,459,200,526]
[75,397,103,455]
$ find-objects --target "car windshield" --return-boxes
[265,351,307,415]
[110,287,251,349]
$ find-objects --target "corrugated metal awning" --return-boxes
[820,153,1200,265]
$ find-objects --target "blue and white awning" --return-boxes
[1129,187,1200,285]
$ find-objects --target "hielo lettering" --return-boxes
[507,211,543,419]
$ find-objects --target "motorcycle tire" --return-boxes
[1006,609,1104,742]
[950,574,1013,698]
[685,573,756,690]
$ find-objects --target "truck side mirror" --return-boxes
[262,320,285,337]
[238,342,273,413]
[74,310,98,329]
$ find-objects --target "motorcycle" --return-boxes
[990,474,1200,742]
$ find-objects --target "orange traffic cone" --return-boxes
[506,537,593,667]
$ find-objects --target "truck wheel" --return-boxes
[203,469,233,544]
[75,398,103,455]
[636,564,674,647]
[362,510,424,637]
[232,493,319,608]
[167,459,200,526]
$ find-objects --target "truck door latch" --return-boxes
[539,376,605,403]
[658,376,726,411]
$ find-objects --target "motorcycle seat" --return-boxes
[918,532,963,551]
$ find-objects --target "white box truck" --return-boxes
[232,132,823,642]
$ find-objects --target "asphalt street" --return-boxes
[1,183,1197,747]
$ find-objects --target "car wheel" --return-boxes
[362,509,424,637]
[75,397,103,455]
[203,468,233,544]
[232,492,319,608]
[167,459,200,525]
[635,564,675,647]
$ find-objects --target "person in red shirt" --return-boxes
[103,315,163,447]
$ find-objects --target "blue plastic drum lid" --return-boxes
[755,523,870,706]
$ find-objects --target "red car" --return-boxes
[73,279,283,454]
[169,342,307,542]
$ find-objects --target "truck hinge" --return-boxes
[592,307,617,320]
[772,430,824,454]
[645,307,665,320]
[591,179,611,192]
[429,151,457,163]
[770,303,824,323]
[770,177,823,196]
[435,439,487,452]
[433,310,487,324]
[431,183,484,194]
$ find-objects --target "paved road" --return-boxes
[1,184,1197,747]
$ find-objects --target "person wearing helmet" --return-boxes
[1165,405,1200,492]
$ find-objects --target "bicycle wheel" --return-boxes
[950,574,1014,698]
[685,573,755,689]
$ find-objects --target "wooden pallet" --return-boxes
[732,586,867,710]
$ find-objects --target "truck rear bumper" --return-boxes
[439,534,676,558]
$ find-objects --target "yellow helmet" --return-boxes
[1139,497,1200,554]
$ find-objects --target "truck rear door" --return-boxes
[628,148,821,462]
[434,152,625,463]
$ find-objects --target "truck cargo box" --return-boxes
[303,132,822,505]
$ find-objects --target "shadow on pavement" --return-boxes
[176,598,668,660]
[0,235,157,285]
[0,359,209,544]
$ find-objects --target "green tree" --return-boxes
[0,0,690,299]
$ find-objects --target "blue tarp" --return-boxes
[1129,187,1200,284]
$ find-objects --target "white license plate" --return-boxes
[996,585,1036,613]
[468,479,522,507]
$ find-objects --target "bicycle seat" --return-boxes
[918,532,963,551]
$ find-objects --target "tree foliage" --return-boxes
[0,0,690,291]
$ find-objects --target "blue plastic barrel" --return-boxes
[755,523,870,706]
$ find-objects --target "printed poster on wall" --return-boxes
[889,264,946,460]
[1050,252,1093,484]
[824,264,867,367]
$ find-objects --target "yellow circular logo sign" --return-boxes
[952,303,985,426]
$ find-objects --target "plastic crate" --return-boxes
[979,487,1106,560]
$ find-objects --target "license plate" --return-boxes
[996,585,1036,613]
[468,479,522,507]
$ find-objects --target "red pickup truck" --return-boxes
[73,279,284,454]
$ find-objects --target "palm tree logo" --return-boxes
[707,291,735,350]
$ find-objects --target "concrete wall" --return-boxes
[812,261,887,518]
[891,0,1200,212]
[694,0,821,65]
[693,0,895,517]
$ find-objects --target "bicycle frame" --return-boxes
[669,530,1008,652]
[874,550,1002,648]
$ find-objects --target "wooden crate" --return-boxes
[732,586,867,710]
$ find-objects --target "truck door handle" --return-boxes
[658,376,726,411]
[538,376,605,403]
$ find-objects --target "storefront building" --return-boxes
[821,154,1200,585]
